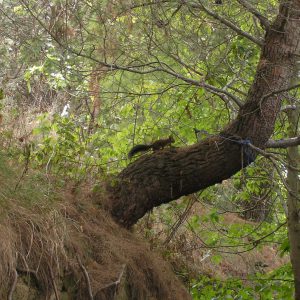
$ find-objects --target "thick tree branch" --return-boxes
[109,0,300,227]
[266,136,300,149]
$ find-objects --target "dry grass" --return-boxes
[0,156,191,300]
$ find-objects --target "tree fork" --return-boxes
[109,1,300,228]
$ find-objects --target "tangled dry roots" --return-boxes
[0,195,191,300]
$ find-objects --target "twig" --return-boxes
[98,264,126,298]
[261,83,300,102]
[14,143,31,191]
[20,0,242,108]
[113,264,126,298]
[248,143,300,197]
[76,255,93,300]
[8,269,18,300]
[191,1,263,46]
[281,105,297,112]
[247,142,279,160]
[164,194,199,245]
[236,0,270,29]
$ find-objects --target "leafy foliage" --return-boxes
[191,265,293,300]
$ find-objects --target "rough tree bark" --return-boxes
[287,94,300,298]
[109,1,300,229]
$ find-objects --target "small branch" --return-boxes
[204,86,242,108]
[248,143,299,197]
[14,143,31,191]
[128,1,170,11]
[249,222,287,246]
[270,156,297,197]
[98,264,126,298]
[113,264,126,298]
[201,81,243,107]
[248,142,287,165]
[227,85,248,97]
[266,136,300,148]
[164,194,198,245]
[192,2,263,47]
[219,190,271,215]
[281,105,298,112]
[8,269,18,300]
[77,255,93,300]
[20,0,242,107]
[261,83,300,102]
[168,53,204,77]
[236,0,270,30]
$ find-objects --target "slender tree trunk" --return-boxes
[287,98,300,299]
[109,1,300,228]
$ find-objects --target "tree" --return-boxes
[1,0,300,299]
[287,70,300,299]
[106,1,300,298]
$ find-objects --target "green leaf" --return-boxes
[279,237,290,256]
[209,210,219,223]
[211,254,222,265]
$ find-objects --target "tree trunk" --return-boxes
[109,1,300,228]
[287,97,300,299]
